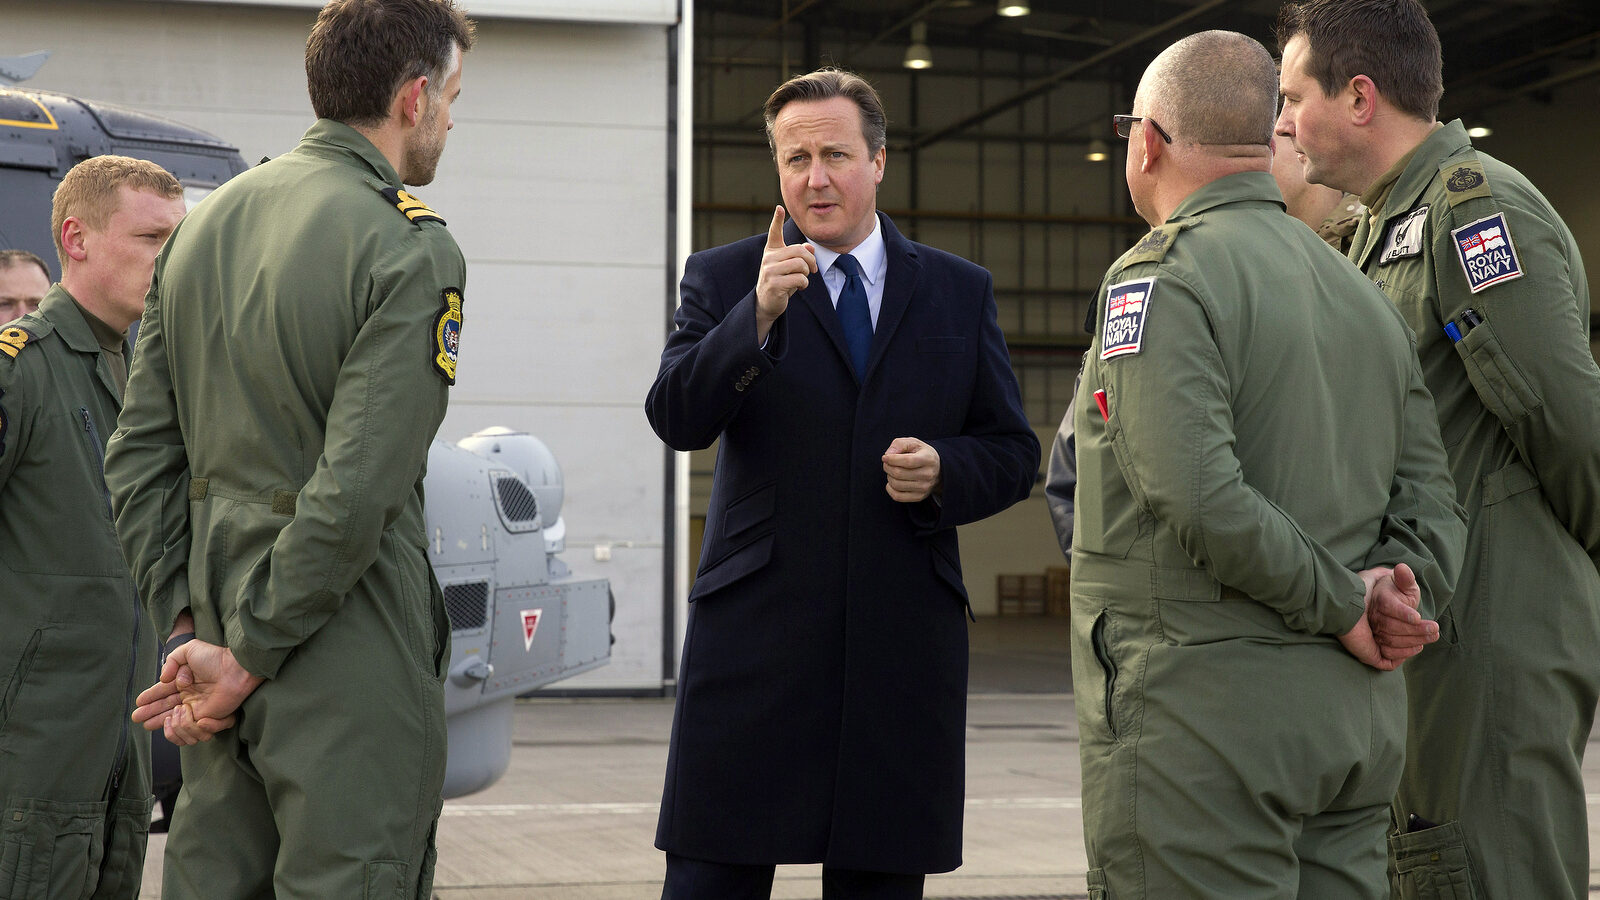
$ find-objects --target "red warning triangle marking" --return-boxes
[521,608,543,652]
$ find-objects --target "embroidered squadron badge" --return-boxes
[380,186,446,226]
[433,287,464,384]
[0,325,32,360]
[1446,166,1484,193]
[1101,277,1156,360]
[1451,213,1523,294]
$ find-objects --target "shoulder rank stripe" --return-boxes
[0,325,32,359]
[380,186,446,226]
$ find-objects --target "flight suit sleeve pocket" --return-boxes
[1390,821,1481,900]
[1455,319,1542,426]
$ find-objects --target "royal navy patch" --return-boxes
[432,287,463,384]
[380,187,446,226]
[0,325,32,360]
[1379,205,1429,265]
[1101,277,1155,360]
[1451,213,1523,294]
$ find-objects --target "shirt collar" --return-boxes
[811,213,887,286]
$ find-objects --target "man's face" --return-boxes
[403,46,463,187]
[0,263,49,323]
[72,186,186,328]
[1276,34,1356,192]
[771,96,885,254]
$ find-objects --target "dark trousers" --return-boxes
[662,853,926,900]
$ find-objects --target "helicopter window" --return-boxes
[181,184,216,212]
[490,471,542,533]
[443,580,489,631]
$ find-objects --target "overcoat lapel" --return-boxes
[866,216,920,383]
[784,217,857,378]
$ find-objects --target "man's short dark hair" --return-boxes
[1276,0,1442,122]
[306,0,476,127]
[763,68,888,157]
[0,249,49,282]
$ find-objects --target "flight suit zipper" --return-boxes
[81,408,140,852]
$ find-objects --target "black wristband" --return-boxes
[161,631,197,664]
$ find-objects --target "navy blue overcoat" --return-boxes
[647,212,1039,874]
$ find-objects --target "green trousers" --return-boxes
[1390,473,1600,900]
[163,533,448,900]
[1075,599,1405,900]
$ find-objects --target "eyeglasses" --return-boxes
[1113,114,1172,144]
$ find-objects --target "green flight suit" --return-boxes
[1071,172,1465,900]
[0,287,154,899]
[1348,120,1600,900]
[103,120,465,900]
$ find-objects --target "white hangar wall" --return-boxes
[4,0,684,690]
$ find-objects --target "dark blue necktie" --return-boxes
[833,253,872,376]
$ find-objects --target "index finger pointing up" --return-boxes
[767,205,788,250]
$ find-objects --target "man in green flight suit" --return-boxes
[103,1,474,897]
[0,156,185,899]
[1069,30,1466,899]
[1276,2,1600,896]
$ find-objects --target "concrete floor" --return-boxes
[138,617,1600,898]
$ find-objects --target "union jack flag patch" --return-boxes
[1101,277,1155,360]
[1451,213,1523,294]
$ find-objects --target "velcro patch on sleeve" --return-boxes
[432,287,463,384]
[380,186,446,226]
[0,325,33,359]
[1451,213,1523,294]
[1101,277,1156,360]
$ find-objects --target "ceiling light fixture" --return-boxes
[1466,125,1492,138]
[1085,138,1110,162]
[904,21,933,70]
[998,1,1031,15]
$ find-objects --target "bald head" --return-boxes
[1137,30,1278,148]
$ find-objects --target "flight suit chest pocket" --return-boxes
[1,798,107,899]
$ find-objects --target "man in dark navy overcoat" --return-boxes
[646,68,1040,899]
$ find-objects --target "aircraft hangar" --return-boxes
[7,0,1600,896]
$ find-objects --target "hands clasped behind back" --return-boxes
[132,639,265,745]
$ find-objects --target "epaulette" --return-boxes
[1119,222,1185,268]
[0,324,35,360]
[1440,158,1492,207]
[379,186,446,226]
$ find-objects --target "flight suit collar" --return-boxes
[1167,170,1283,222]
[299,118,404,188]
[38,284,126,401]
[39,284,104,356]
[1360,120,1464,222]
